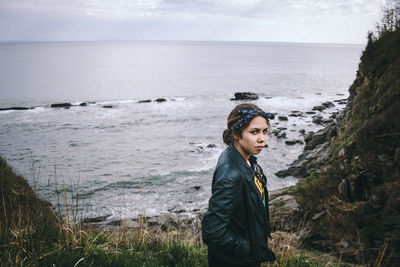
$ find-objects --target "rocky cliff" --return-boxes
[280,29,400,265]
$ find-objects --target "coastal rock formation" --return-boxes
[231,92,259,101]
[275,122,336,178]
[51,103,72,108]
[0,106,30,111]
[269,189,302,232]
[284,28,400,265]
[107,209,205,234]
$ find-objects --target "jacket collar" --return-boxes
[227,144,256,182]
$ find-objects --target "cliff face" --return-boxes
[293,29,400,265]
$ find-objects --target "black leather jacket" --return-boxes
[202,144,275,264]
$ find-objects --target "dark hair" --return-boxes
[222,103,271,145]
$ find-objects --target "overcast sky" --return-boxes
[0,0,385,44]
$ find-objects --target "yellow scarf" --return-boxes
[254,174,263,197]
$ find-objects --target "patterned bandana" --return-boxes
[231,109,275,132]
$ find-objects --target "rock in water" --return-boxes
[0,107,30,111]
[231,92,259,100]
[51,103,72,108]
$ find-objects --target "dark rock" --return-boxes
[102,105,114,108]
[334,98,348,105]
[321,101,335,108]
[0,106,30,111]
[156,213,179,230]
[278,116,288,121]
[313,117,334,124]
[275,169,292,178]
[322,118,334,124]
[312,115,333,125]
[285,140,304,145]
[276,132,287,139]
[312,115,324,124]
[299,129,306,135]
[83,214,111,223]
[79,102,87,106]
[304,125,336,151]
[285,140,297,145]
[154,98,167,102]
[275,122,337,178]
[330,112,339,119]
[139,99,152,103]
[289,111,304,117]
[312,105,325,111]
[51,103,72,108]
[231,92,259,101]
[207,144,216,148]
[193,186,201,190]
[306,111,317,114]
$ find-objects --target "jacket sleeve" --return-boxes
[202,163,250,256]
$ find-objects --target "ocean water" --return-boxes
[0,41,363,221]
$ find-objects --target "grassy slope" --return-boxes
[1,156,364,266]
[294,29,400,266]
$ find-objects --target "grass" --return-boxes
[1,156,366,266]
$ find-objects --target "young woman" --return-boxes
[202,103,276,267]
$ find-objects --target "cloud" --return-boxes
[1,0,382,19]
[0,0,384,43]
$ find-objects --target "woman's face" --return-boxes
[234,115,269,160]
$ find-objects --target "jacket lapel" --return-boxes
[227,145,266,207]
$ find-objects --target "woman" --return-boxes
[202,103,276,267]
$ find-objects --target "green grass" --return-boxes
[33,239,208,267]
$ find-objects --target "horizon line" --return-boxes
[0,39,365,46]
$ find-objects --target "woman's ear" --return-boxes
[232,133,239,141]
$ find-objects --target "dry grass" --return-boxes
[2,156,392,266]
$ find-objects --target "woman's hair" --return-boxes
[222,103,271,145]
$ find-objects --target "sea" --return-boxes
[0,41,364,222]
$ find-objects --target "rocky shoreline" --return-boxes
[84,187,302,238]
[79,91,348,235]
[274,120,338,179]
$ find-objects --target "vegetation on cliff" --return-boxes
[293,1,400,266]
